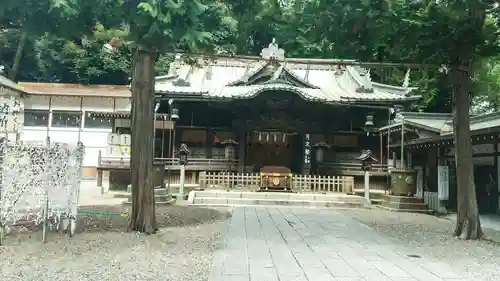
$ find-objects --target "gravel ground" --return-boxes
[0,205,231,281]
[337,208,500,281]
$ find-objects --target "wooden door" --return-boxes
[247,142,293,171]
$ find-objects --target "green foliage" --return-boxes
[0,29,39,81]
[123,0,237,53]
[0,0,106,38]
[32,25,172,84]
[2,0,500,113]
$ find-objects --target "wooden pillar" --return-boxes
[238,131,246,172]
[379,132,383,165]
[97,150,103,189]
[205,128,213,158]
[496,143,500,213]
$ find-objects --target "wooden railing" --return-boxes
[199,172,260,189]
[199,172,354,194]
[97,151,237,171]
[321,162,389,172]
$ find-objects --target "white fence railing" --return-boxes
[199,172,354,193]
[424,191,447,213]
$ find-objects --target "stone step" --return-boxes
[127,185,167,194]
[192,191,364,203]
[381,201,428,210]
[382,195,424,204]
[188,190,368,208]
[192,197,367,208]
[154,188,169,196]
[171,193,189,200]
[123,198,175,206]
[377,205,433,214]
[125,193,174,204]
[116,188,169,199]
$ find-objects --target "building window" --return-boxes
[24,110,49,127]
[51,111,82,128]
[84,112,112,129]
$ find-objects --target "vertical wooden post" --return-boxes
[496,143,500,213]
[205,128,213,159]
[387,128,390,167]
[238,131,246,172]
[161,118,165,158]
[400,119,405,169]
[364,171,370,204]
[97,150,103,193]
[379,132,383,165]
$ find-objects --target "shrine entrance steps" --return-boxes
[187,190,368,209]
[377,195,432,213]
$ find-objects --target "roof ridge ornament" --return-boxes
[260,38,285,61]
[402,68,410,89]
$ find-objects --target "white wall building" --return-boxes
[18,82,131,178]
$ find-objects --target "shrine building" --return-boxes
[92,40,420,192]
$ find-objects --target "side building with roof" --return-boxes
[15,82,131,178]
[382,111,500,214]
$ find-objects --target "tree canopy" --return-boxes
[2,0,499,113]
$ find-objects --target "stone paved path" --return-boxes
[209,207,472,281]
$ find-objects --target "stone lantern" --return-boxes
[222,139,239,160]
[356,149,378,171]
[356,149,378,203]
[177,143,190,165]
[175,143,190,199]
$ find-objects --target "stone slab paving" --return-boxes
[209,207,474,281]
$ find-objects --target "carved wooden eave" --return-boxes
[226,39,318,89]
[221,138,239,146]
[228,63,319,89]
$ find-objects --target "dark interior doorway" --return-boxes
[475,165,498,214]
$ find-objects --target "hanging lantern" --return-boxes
[362,113,378,136]
[364,114,374,127]
[312,142,330,163]
[222,139,239,159]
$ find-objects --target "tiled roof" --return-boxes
[155,42,419,103]
[379,112,452,133]
[402,112,452,133]
[155,60,419,103]
[440,111,500,135]
[17,82,130,98]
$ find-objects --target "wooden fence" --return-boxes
[199,172,354,193]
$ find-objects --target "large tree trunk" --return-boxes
[8,30,28,81]
[128,47,158,233]
[451,67,482,240]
